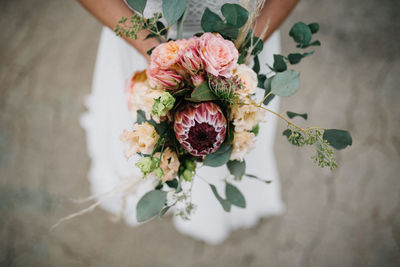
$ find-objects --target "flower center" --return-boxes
[187,122,218,153]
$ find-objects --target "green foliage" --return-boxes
[162,0,186,25]
[289,22,312,45]
[209,184,231,211]
[245,174,272,183]
[204,144,233,167]
[271,70,300,97]
[287,51,314,64]
[323,129,352,150]
[251,124,260,136]
[158,206,170,220]
[166,179,179,189]
[225,182,246,208]
[201,8,224,32]
[136,156,160,176]
[177,9,188,39]
[253,55,260,73]
[208,75,240,104]
[227,160,246,180]
[221,3,248,28]
[152,92,175,117]
[308,22,319,34]
[262,77,275,105]
[136,110,147,124]
[114,13,164,40]
[126,0,147,14]
[136,190,167,222]
[272,54,287,72]
[188,82,219,101]
[287,111,308,120]
[136,110,169,135]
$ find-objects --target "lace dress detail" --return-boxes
[81,0,285,244]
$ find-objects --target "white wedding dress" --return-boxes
[81,0,285,244]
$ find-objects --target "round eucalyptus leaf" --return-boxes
[271,70,300,97]
[227,160,246,179]
[162,0,186,25]
[136,190,167,222]
[204,144,233,167]
[225,182,246,208]
[125,0,147,14]
[289,22,312,45]
[323,129,352,150]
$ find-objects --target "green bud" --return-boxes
[182,169,194,181]
[152,92,175,117]
[184,159,196,172]
[135,157,158,176]
[251,124,260,136]
[154,167,164,179]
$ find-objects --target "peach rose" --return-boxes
[150,40,189,69]
[233,64,258,95]
[120,122,159,159]
[154,148,180,182]
[230,131,255,161]
[199,33,238,78]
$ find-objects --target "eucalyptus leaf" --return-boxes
[273,54,287,72]
[221,3,248,28]
[227,160,246,179]
[289,22,312,45]
[213,22,239,39]
[287,111,308,120]
[323,129,352,150]
[308,22,319,34]
[225,182,246,208]
[263,77,275,105]
[136,110,147,124]
[204,144,233,167]
[257,74,266,88]
[210,184,231,212]
[162,0,186,25]
[190,82,219,101]
[158,206,170,220]
[125,0,147,14]
[271,70,300,97]
[287,51,314,64]
[166,179,178,189]
[282,129,292,138]
[253,55,260,73]
[136,190,167,222]
[201,8,223,32]
[177,8,188,39]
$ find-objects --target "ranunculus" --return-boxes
[230,97,266,132]
[150,40,189,68]
[199,33,238,78]
[174,102,227,157]
[233,64,258,95]
[178,37,204,75]
[120,122,159,158]
[125,70,163,122]
[230,131,255,161]
[147,67,182,90]
[154,148,180,182]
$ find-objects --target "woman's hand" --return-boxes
[78,0,159,63]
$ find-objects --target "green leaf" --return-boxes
[297,40,321,49]
[273,54,287,72]
[201,8,223,32]
[137,110,147,124]
[227,160,246,179]
[245,174,272,183]
[204,144,233,167]
[251,124,260,136]
[125,0,147,14]
[253,55,260,74]
[210,184,231,212]
[257,74,266,88]
[282,129,292,138]
[158,206,170,220]
[308,22,319,34]
[287,111,308,120]
[176,8,188,39]
[271,70,300,97]
[263,77,275,105]
[323,129,352,150]
[136,190,167,222]
[250,36,264,55]
[146,47,155,55]
[162,0,186,25]
[213,22,239,39]
[289,22,312,45]
[221,3,248,28]
[190,82,219,101]
[166,179,178,189]
[225,182,246,208]
[287,51,314,64]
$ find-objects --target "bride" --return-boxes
[78,0,298,244]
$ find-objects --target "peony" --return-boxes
[154,148,180,182]
[150,40,189,69]
[174,102,227,157]
[230,98,266,132]
[147,67,182,90]
[125,70,163,122]
[120,122,159,158]
[199,33,238,78]
[230,131,255,161]
[234,64,258,95]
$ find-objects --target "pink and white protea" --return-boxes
[174,102,227,157]
[147,67,182,90]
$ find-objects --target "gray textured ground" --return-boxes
[1,0,400,266]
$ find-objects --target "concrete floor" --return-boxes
[1,0,400,266]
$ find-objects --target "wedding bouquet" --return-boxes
[114,0,352,222]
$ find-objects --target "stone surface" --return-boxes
[1,0,400,266]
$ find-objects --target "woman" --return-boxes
[78,0,298,244]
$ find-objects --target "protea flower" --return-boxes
[174,102,227,157]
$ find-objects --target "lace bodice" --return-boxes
[126,0,241,37]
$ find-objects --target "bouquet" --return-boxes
[113,0,352,222]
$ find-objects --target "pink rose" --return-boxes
[199,33,238,78]
[178,37,204,75]
[147,67,182,90]
[150,40,189,68]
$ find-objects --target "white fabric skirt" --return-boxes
[81,27,285,244]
